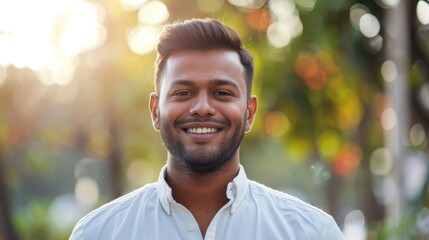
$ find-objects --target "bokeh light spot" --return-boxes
[267,0,302,48]
[75,176,99,208]
[138,0,169,25]
[366,34,383,53]
[267,21,291,48]
[228,0,267,10]
[247,8,271,31]
[404,154,428,199]
[343,210,367,240]
[311,162,332,181]
[381,107,397,130]
[375,0,400,8]
[294,52,337,91]
[417,207,429,235]
[332,144,362,177]
[381,60,397,83]
[317,130,342,159]
[417,0,429,25]
[359,13,380,38]
[269,0,295,19]
[349,4,369,30]
[228,0,253,8]
[337,97,362,131]
[48,194,85,230]
[264,111,289,138]
[295,0,316,12]
[410,123,426,146]
[370,148,393,176]
[127,25,161,55]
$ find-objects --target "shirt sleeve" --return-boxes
[69,223,83,240]
[323,218,344,240]
[69,216,91,240]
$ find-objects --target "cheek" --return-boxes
[160,104,184,122]
[220,104,248,121]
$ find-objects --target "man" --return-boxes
[70,18,344,240]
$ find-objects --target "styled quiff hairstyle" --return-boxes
[154,18,254,98]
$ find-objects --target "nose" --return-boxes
[189,92,215,117]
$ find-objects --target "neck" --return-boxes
[165,156,240,208]
[165,155,240,237]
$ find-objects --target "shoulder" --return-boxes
[70,183,158,240]
[247,180,343,239]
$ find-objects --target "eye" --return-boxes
[174,91,192,96]
[213,90,232,96]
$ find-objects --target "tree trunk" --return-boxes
[383,0,411,225]
[0,148,19,240]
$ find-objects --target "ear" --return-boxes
[149,92,160,131]
[245,95,258,133]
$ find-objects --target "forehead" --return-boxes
[161,49,246,90]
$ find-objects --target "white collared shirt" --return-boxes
[70,165,344,240]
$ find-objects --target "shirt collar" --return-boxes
[157,165,249,215]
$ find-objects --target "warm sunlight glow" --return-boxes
[119,0,149,11]
[0,0,106,85]
[60,2,106,57]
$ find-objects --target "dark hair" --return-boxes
[154,18,254,98]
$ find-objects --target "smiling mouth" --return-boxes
[186,127,219,134]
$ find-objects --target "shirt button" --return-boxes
[186,224,195,232]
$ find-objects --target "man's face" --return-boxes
[150,49,257,174]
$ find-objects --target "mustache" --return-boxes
[174,117,230,127]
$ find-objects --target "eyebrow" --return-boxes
[171,79,240,89]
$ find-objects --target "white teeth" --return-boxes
[187,127,218,134]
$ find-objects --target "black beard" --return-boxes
[159,115,246,175]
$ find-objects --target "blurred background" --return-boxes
[0,0,428,239]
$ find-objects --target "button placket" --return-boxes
[186,223,195,232]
